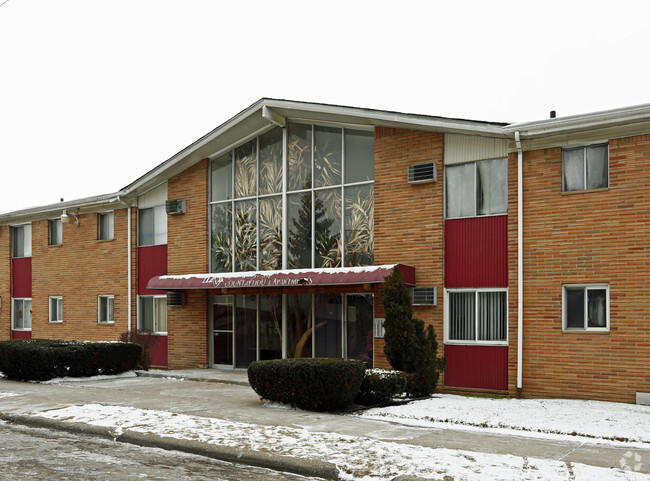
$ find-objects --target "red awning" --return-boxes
[147,264,415,290]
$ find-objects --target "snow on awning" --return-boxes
[147,264,415,290]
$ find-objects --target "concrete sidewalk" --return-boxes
[1,369,648,480]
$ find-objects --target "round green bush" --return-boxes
[248,358,366,412]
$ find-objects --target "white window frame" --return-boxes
[49,296,63,323]
[444,157,508,219]
[49,218,62,246]
[444,288,508,345]
[138,206,167,247]
[11,224,32,258]
[137,295,168,334]
[562,144,609,192]
[11,298,32,331]
[98,295,115,324]
[98,211,114,240]
[562,284,610,332]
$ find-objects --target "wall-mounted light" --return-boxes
[61,209,80,226]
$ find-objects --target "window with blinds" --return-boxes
[446,289,507,343]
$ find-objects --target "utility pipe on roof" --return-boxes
[515,131,523,393]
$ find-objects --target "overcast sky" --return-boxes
[1,0,649,214]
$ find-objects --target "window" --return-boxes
[562,144,608,192]
[12,224,32,258]
[563,284,609,331]
[138,206,167,246]
[98,212,114,240]
[49,296,63,323]
[12,298,32,330]
[98,295,114,324]
[210,124,374,273]
[49,219,62,245]
[446,289,507,343]
[445,158,507,218]
[138,296,167,333]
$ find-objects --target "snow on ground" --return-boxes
[40,371,138,385]
[35,403,647,481]
[0,392,19,399]
[359,394,650,445]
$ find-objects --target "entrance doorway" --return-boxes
[209,293,373,368]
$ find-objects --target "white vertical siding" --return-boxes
[138,182,168,208]
[444,134,508,165]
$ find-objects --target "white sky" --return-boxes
[1,0,649,213]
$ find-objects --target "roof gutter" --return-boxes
[515,131,524,394]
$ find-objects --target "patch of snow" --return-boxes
[0,392,19,399]
[34,404,648,481]
[41,371,138,385]
[359,394,650,445]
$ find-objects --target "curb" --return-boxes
[1,412,339,480]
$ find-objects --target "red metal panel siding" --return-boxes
[151,335,168,367]
[11,330,32,340]
[138,245,168,295]
[445,216,508,288]
[444,345,508,390]
[11,258,32,297]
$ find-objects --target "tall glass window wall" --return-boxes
[211,293,373,367]
[210,123,374,273]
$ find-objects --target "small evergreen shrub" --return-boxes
[118,330,159,370]
[381,270,446,397]
[355,369,407,406]
[248,358,366,412]
[0,339,141,381]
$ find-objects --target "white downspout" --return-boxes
[515,131,523,393]
[127,206,132,332]
[117,195,133,332]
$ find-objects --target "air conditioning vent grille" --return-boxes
[411,286,437,306]
[374,318,385,338]
[167,292,184,306]
[408,163,437,183]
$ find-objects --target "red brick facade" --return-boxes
[1,100,649,404]
[373,127,444,369]
[166,159,209,369]
[511,136,650,403]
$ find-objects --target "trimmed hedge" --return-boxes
[0,339,142,381]
[248,358,366,412]
[355,369,407,406]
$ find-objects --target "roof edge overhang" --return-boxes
[504,103,650,138]
[148,264,416,291]
[121,98,509,199]
[0,191,129,226]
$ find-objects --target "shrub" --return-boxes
[0,339,142,381]
[118,330,159,370]
[248,358,366,412]
[381,269,446,397]
[355,369,407,406]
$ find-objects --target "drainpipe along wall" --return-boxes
[515,131,523,395]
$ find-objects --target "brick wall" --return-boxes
[373,127,445,369]
[0,225,11,340]
[31,209,131,341]
[166,159,209,369]
[512,136,650,403]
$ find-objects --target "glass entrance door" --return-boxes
[212,296,233,366]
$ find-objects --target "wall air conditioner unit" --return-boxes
[166,292,184,307]
[408,162,437,183]
[165,199,186,215]
[411,286,437,306]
